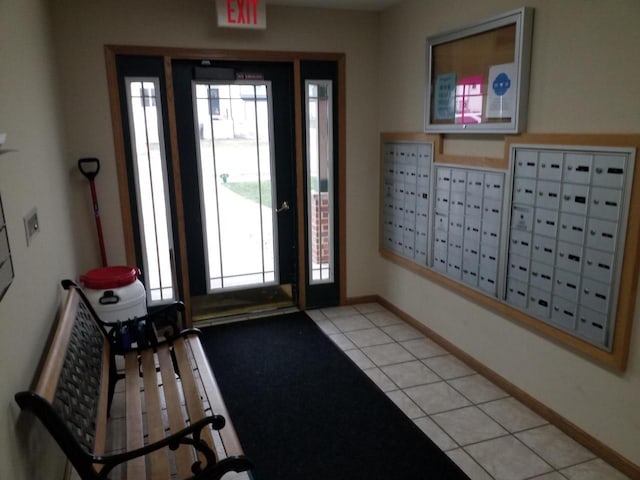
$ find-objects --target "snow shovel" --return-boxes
[78,157,107,267]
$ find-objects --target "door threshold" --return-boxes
[193,305,300,328]
[191,284,295,323]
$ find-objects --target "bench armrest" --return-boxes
[134,301,185,335]
[62,280,185,351]
[105,302,186,353]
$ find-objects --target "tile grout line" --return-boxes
[458,432,557,480]
[322,313,505,478]
[312,308,624,480]
[320,311,513,479]
[413,415,463,453]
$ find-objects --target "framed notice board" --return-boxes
[425,7,534,134]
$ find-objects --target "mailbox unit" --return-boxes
[433,165,506,296]
[381,139,434,265]
[505,144,635,350]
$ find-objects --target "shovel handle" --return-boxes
[78,157,100,181]
[78,157,107,266]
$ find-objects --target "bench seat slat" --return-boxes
[125,351,146,479]
[172,337,217,464]
[157,344,194,479]
[187,335,245,458]
[140,349,171,480]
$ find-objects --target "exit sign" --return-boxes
[216,0,266,29]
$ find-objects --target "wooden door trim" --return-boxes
[337,55,347,304]
[105,47,136,266]
[106,44,344,63]
[105,46,346,317]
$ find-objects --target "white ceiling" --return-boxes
[267,0,401,11]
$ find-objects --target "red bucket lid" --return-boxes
[80,266,140,289]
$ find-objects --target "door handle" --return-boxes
[276,201,290,213]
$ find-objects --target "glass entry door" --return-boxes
[173,61,297,320]
[194,82,277,291]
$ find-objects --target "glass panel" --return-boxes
[126,78,175,304]
[306,80,334,284]
[194,81,277,292]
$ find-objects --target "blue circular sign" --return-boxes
[493,72,511,96]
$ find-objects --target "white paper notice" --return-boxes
[486,63,516,119]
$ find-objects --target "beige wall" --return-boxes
[4,0,639,477]
[0,0,78,478]
[0,2,380,477]
[378,0,640,466]
[50,1,381,299]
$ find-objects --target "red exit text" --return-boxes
[227,0,261,25]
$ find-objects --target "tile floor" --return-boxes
[308,303,630,480]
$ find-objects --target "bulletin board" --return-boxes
[425,7,534,134]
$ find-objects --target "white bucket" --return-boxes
[83,280,147,324]
[80,266,148,324]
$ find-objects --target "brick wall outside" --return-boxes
[311,192,330,265]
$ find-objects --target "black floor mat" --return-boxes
[199,311,469,480]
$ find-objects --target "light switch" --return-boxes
[24,208,39,245]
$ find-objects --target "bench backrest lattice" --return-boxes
[52,300,105,452]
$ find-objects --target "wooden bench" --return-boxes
[15,280,252,480]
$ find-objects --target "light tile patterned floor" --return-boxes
[309,303,630,480]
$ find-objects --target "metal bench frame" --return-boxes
[15,280,252,480]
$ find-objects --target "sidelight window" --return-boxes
[125,78,175,304]
[306,81,334,284]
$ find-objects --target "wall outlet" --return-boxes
[24,208,39,245]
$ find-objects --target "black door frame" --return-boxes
[106,46,346,325]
